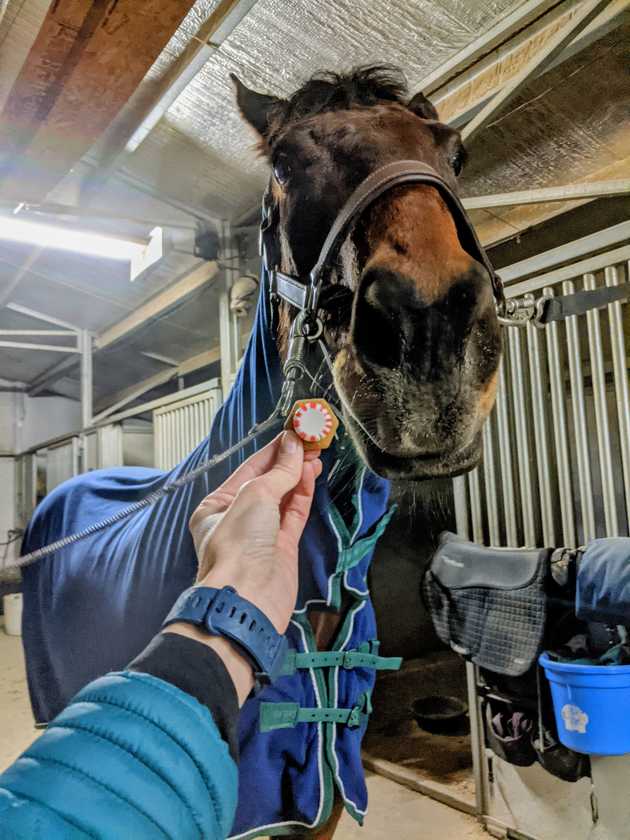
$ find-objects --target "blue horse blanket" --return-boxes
[21,272,396,837]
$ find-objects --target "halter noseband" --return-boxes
[260,159,506,324]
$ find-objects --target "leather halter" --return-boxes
[260,159,505,320]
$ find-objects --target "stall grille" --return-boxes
[454,249,630,549]
[153,380,223,470]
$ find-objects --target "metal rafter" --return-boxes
[463,178,630,209]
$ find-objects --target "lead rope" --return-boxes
[11,314,336,571]
[12,414,283,570]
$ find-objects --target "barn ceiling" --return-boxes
[0,0,628,429]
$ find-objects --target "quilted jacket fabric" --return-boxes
[0,671,237,839]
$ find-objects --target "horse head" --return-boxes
[233,65,502,481]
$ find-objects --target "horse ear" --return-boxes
[407,90,439,121]
[230,73,283,139]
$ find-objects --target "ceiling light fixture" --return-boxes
[0,216,145,261]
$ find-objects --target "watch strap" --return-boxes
[162,586,288,686]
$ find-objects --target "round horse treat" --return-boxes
[286,398,339,450]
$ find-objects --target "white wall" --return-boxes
[0,456,16,569]
[0,393,20,454]
[0,392,81,454]
[19,395,81,452]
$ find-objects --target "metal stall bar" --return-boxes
[607,265,630,526]
[526,323,555,546]
[495,359,519,545]
[563,279,596,543]
[482,417,501,545]
[508,328,536,546]
[543,288,576,548]
[453,476,470,539]
[584,273,618,536]
[468,468,485,544]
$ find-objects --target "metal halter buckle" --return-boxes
[497,293,538,327]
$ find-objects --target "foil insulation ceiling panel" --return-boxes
[121,0,522,220]
[462,22,630,243]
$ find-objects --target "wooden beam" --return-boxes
[92,346,221,422]
[419,0,560,95]
[94,260,219,350]
[433,0,628,126]
[0,0,198,203]
[80,0,260,201]
[461,0,615,142]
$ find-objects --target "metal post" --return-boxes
[584,272,618,536]
[466,662,489,818]
[452,476,470,539]
[563,279,595,542]
[468,468,484,544]
[79,329,93,428]
[544,288,576,548]
[526,323,555,546]
[508,327,536,546]
[607,265,630,527]
[482,417,501,545]
[495,359,519,545]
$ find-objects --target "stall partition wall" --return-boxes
[454,257,630,550]
[452,227,630,840]
[13,380,223,530]
[153,379,222,470]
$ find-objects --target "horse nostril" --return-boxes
[353,268,410,369]
[353,266,488,374]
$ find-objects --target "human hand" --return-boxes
[188,431,322,633]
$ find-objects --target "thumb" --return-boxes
[248,431,304,502]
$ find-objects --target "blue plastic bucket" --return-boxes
[539,652,630,755]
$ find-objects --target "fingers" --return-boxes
[190,431,322,539]
[279,457,323,546]
[202,435,285,504]
[247,431,305,503]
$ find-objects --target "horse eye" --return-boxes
[273,155,292,186]
[451,149,465,177]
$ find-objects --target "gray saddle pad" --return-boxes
[423,533,549,676]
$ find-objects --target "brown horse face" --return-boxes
[234,68,502,480]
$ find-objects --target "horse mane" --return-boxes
[269,64,408,136]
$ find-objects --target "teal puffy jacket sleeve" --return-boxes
[0,671,238,839]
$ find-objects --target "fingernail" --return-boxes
[281,431,299,453]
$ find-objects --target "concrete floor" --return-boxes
[0,626,489,838]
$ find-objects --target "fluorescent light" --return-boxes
[0,216,145,261]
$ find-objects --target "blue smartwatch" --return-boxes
[162,586,288,688]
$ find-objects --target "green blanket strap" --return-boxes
[281,648,402,676]
[331,505,397,576]
[328,504,397,608]
[260,693,372,733]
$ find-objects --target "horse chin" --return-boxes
[345,417,482,481]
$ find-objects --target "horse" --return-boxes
[20,65,502,839]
